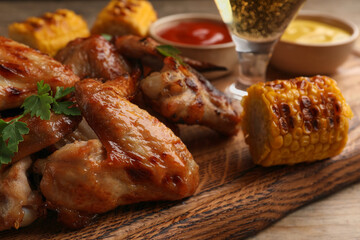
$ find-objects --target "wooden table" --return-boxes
[1,1,360,239]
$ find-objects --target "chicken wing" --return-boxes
[8,112,81,164]
[0,36,79,111]
[114,35,227,72]
[0,157,44,231]
[55,35,130,80]
[55,35,139,99]
[37,79,199,228]
[140,57,241,135]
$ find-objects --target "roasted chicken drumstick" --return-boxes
[36,78,199,228]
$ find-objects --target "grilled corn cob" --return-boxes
[241,76,353,166]
[8,9,90,56]
[91,0,157,37]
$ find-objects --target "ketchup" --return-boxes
[158,21,232,45]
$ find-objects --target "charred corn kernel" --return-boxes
[8,9,90,56]
[91,0,157,37]
[241,76,353,166]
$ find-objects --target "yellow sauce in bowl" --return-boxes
[281,19,351,44]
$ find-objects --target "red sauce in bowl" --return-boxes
[158,21,232,46]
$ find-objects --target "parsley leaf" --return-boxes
[156,45,184,65]
[37,80,52,95]
[22,80,54,120]
[0,119,9,133]
[0,81,81,166]
[0,140,14,165]
[54,86,75,100]
[22,94,53,120]
[2,121,29,152]
[53,101,81,116]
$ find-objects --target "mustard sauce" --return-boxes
[281,19,351,44]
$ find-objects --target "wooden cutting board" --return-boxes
[1,51,360,239]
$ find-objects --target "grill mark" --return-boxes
[0,63,25,78]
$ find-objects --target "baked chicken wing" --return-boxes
[9,112,81,164]
[114,35,227,72]
[140,57,241,135]
[55,35,130,80]
[0,36,79,111]
[37,79,199,228]
[114,35,241,135]
[0,157,44,231]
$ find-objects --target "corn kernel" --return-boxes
[305,145,315,155]
[270,121,280,136]
[266,91,277,103]
[314,144,323,153]
[283,133,292,147]
[329,129,336,144]
[270,135,283,149]
[293,112,303,128]
[281,148,291,159]
[290,140,300,151]
[320,118,328,130]
[293,127,303,139]
[310,133,319,144]
[300,135,310,147]
[336,131,344,142]
[323,144,330,152]
[320,130,329,143]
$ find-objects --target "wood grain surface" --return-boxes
[1,1,360,239]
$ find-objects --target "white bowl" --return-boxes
[149,13,238,79]
[271,11,359,75]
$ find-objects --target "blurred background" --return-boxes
[0,0,360,36]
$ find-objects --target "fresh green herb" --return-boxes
[101,33,112,41]
[156,45,184,65]
[22,81,53,120]
[53,101,81,116]
[0,81,81,165]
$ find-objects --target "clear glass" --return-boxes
[214,0,306,100]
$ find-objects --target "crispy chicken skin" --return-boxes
[55,35,130,79]
[0,36,79,111]
[0,157,44,231]
[37,79,199,228]
[141,57,241,135]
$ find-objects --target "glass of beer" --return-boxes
[214,0,305,99]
